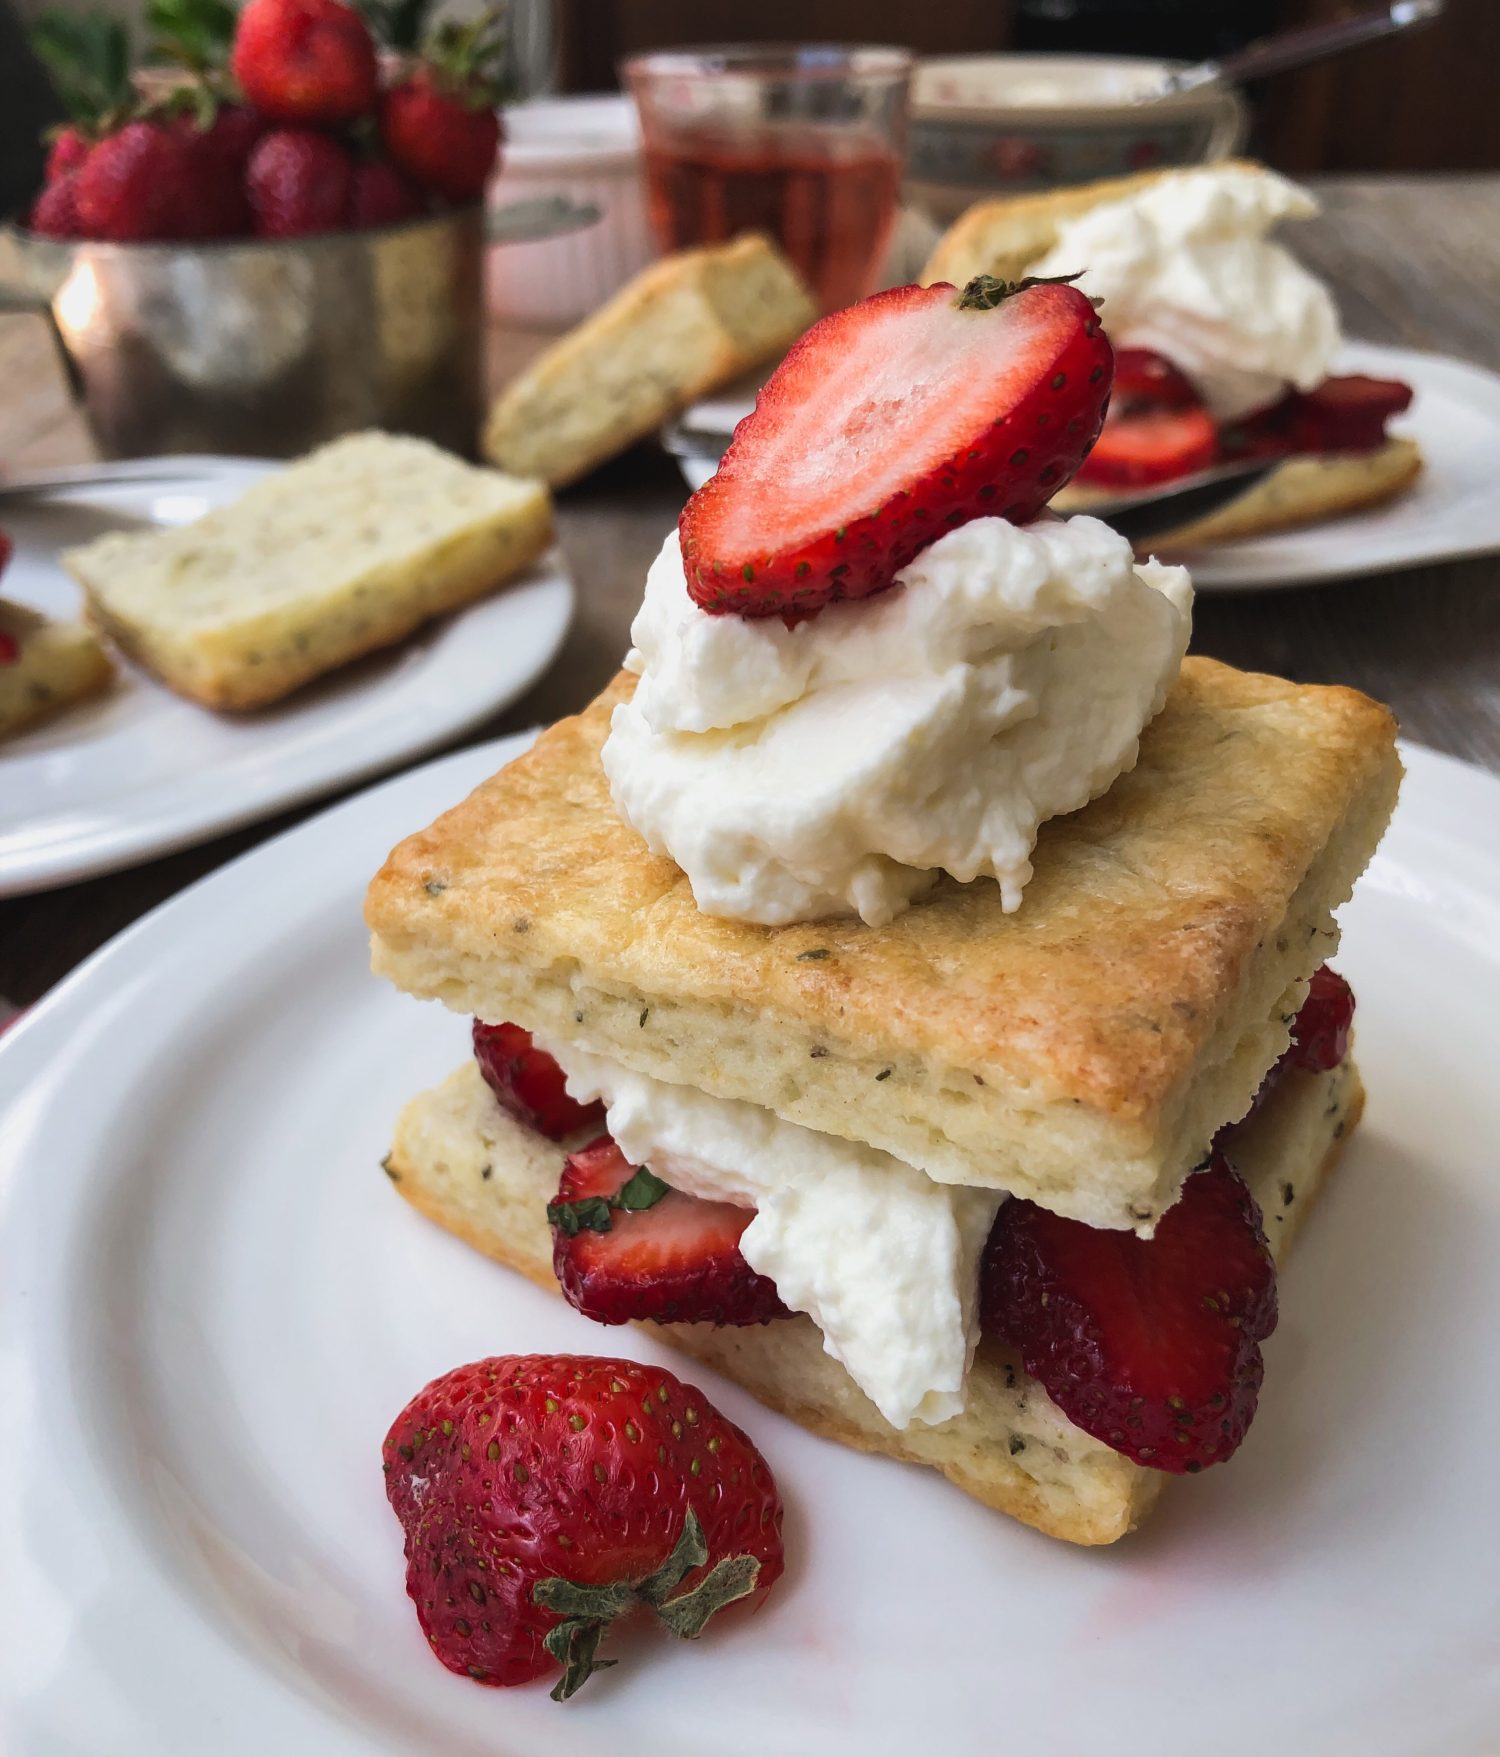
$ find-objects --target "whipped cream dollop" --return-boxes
[1028,164,1342,421]
[603,515,1191,927]
[547,1041,1002,1430]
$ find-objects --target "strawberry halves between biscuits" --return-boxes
[679,274,1114,618]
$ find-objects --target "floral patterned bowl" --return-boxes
[908,54,1248,223]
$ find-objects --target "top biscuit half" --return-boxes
[367,656,1399,1232]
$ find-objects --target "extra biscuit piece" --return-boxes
[64,432,552,711]
[0,599,112,737]
[367,659,1399,1232]
[482,234,817,489]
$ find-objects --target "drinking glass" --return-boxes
[624,44,913,314]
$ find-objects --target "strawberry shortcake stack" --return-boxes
[367,271,1399,1543]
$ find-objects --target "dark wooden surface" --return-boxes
[3,174,1499,1008]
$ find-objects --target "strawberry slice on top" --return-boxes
[679,274,1113,618]
[549,1137,789,1328]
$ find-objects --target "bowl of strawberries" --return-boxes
[0,0,550,458]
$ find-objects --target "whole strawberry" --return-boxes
[349,158,426,229]
[30,173,83,240]
[245,128,353,237]
[982,1153,1278,1474]
[44,127,93,185]
[679,273,1113,618]
[379,68,501,202]
[231,0,378,126]
[174,102,265,169]
[383,1355,783,1698]
[74,121,191,242]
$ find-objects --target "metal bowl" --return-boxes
[0,207,490,460]
[907,54,1248,223]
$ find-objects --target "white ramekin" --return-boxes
[485,94,658,329]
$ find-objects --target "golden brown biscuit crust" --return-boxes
[367,657,1395,1139]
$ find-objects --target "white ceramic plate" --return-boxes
[670,343,1500,593]
[0,458,573,897]
[2,735,1498,1755]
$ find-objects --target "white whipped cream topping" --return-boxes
[547,1040,1002,1430]
[1028,164,1342,421]
[603,516,1191,927]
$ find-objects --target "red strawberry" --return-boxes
[74,121,192,242]
[1284,375,1413,454]
[231,0,378,125]
[550,1137,789,1328]
[379,69,502,203]
[175,102,265,169]
[349,158,425,228]
[1111,346,1201,414]
[1286,963,1355,1073]
[471,1020,604,1140]
[0,633,18,666]
[981,1152,1278,1473]
[0,530,11,575]
[383,1354,784,1697]
[245,127,353,237]
[29,172,83,240]
[166,134,253,239]
[678,274,1112,618]
[1075,404,1219,488]
[44,127,92,185]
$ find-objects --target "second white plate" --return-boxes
[0,457,574,896]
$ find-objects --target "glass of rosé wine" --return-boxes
[624,43,913,314]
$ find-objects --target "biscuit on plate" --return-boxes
[367,658,1398,1232]
[63,432,552,712]
[482,234,816,490]
[0,599,112,737]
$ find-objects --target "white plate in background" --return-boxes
[0,458,573,896]
[669,343,1500,592]
[0,732,1496,1755]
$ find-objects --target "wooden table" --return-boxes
[4,174,1498,1007]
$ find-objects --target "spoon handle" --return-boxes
[1166,0,1444,96]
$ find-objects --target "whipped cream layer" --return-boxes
[603,515,1191,927]
[1029,164,1342,421]
[547,1040,1002,1430]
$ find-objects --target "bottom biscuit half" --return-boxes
[384,1053,1364,1546]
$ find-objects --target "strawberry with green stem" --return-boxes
[383,1355,784,1699]
[378,8,507,203]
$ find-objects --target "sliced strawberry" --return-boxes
[1111,347,1201,414]
[471,1020,604,1141]
[981,1152,1278,1473]
[550,1137,789,1328]
[679,274,1113,618]
[1284,375,1413,453]
[1286,963,1355,1073]
[1075,404,1219,488]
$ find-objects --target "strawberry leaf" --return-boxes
[146,0,235,74]
[546,1165,669,1236]
[30,9,134,128]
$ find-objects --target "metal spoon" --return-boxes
[1150,0,1444,100]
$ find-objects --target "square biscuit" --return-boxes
[367,656,1399,1230]
[65,432,553,711]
